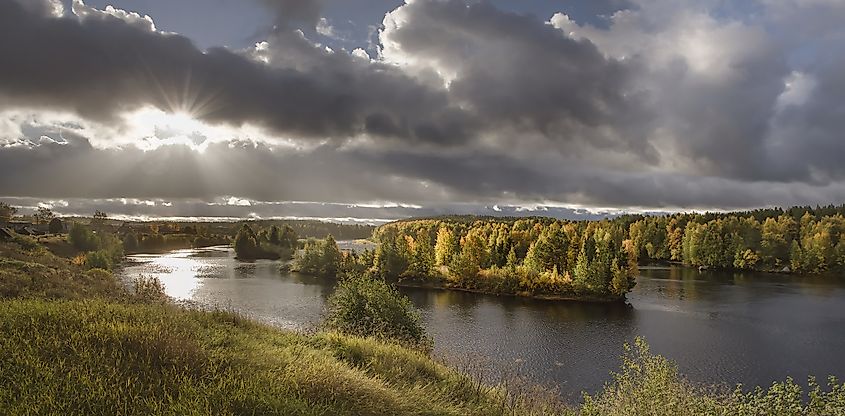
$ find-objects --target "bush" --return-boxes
[581,337,722,415]
[132,275,168,303]
[9,233,42,252]
[68,223,98,251]
[123,232,139,252]
[84,250,113,270]
[581,338,845,415]
[322,276,431,351]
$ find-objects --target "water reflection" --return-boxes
[122,248,218,300]
[119,246,845,401]
[121,246,335,330]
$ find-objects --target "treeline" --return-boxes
[626,205,845,274]
[235,220,374,240]
[288,204,845,298]
[290,219,638,300]
[234,224,298,260]
[122,232,231,253]
[363,218,638,300]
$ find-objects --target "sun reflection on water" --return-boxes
[126,248,224,300]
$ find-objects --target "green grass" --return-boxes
[0,235,123,300]
[0,299,564,416]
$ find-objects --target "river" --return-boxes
[118,245,845,400]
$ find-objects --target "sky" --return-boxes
[2,0,845,223]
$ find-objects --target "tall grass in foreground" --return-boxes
[0,299,568,416]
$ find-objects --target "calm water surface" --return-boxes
[119,245,845,400]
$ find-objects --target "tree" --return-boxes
[295,238,324,275]
[234,224,259,259]
[374,228,408,278]
[34,206,55,225]
[269,225,281,245]
[294,236,342,277]
[0,202,17,222]
[451,228,487,282]
[666,218,685,261]
[123,232,139,252]
[280,225,298,248]
[322,276,431,350]
[404,230,434,277]
[761,216,797,269]
[68,223,98,251]
[48,217,64,234]
[321,235,342,278]
[610,258,629,297]
[434,226,457,267]
[505,245,519,269]
[91,210,108,229]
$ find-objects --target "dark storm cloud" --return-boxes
[381,0,655,160]
[3,0,845,216]
[764,46,845,183]
[0,0,474,144]
[349,147,845,210]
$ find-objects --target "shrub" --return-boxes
[84,250,113,270]
[10,233,42,252]
[68,223,98,251]
[581,338,845,415]
[581,337,724,415]
[133,275,168,303]
[123,232,139,252]
[322,276,431,351]
[234,224,259,259]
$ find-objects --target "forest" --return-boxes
[623,204,845,274]
[312,204,845,301]
[233,223,298,260]
[368,217,638,300]
[291,216,639,301]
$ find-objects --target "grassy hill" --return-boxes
[0,299,559,415]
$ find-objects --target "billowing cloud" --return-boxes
[2,0,845,220]
[0,0,475,145]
